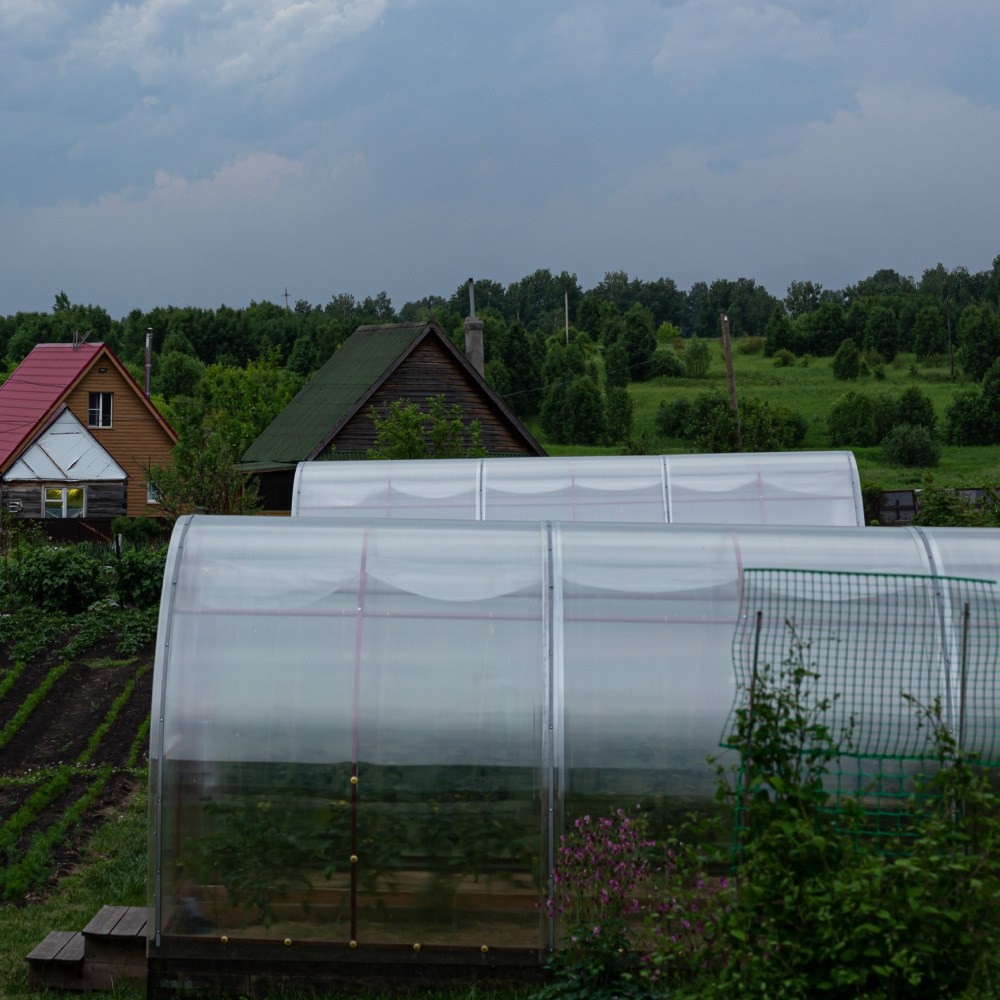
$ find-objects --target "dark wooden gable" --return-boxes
[318,335,540,458]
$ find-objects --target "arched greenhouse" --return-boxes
[148,516,1000,983]
[290,452,866,526]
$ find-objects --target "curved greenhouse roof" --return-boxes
[290,451,865,525]
[150,516,1000,967]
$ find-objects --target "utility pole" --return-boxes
[283,288,291,311]
[720,312,742,451]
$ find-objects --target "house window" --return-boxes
[88,392,113,428]
[147,481,161,505]
[44,487,86,518]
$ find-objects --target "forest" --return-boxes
[3,259,1000,508]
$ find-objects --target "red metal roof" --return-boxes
[0,343,107,470]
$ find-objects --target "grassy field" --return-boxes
[540,343,1000,492]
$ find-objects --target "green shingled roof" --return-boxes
[241,323,431,465]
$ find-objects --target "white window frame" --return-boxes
[88,392,113,428]
[43,486,87,518]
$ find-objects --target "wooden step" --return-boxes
[26,931,85,989]
[26,906,149,991]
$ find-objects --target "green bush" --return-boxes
[676,392,806,453]
[945,388,993,445]
[655,397,691,438]
[111,516,171,546]
[895,385,937,434]
[831,338,860,380]
[684,631,1000,999]
[112,546,168,608]
[0,544,107,613]
[880,423,941,467]
[826,391,880,446]
[683,338,712,378]
[735,335,765,355]
[772,348,795,367]
[646,349,685,379]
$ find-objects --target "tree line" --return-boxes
[3,259,1000,492]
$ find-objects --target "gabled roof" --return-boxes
[242,321,543,464]
[0,342,176,473]
[6,407,127,481]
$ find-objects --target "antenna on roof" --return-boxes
[72,329,92,351]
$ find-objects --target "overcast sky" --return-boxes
[2,0,998,318]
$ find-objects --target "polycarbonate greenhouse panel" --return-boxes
[149,517,1000,963]
[290,451,865,526]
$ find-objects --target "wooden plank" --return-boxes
[27,965,84,990]
[83,905,130,938]
[110,906,149,939]
[26,930,85,964]
[79,959,147,991]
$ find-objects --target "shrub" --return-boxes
[735,336,765,355]
[0,544,107,613]
[826,391,880,446]
[683,393,806,453]
[655,397,691,438]
[831,338,860,380]
[772,348,795,367]
[880,423,941,467]
[945,388,992,445]
[646,349,685,379]
[894,385,937,434]
[112,546,168,608]
[684,338,712,378]
[699,628,1000,999]
[111,516,171,546]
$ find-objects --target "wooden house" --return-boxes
[240,321,544,512]
[0,343,177,535]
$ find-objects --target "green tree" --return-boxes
[831,338,860,380]
[367,396,486,459]
[957,304,1000,381]
[863,303,899,361]
[912,305,948,359]
[604,385,633,445]
[620,303,657,380]
[763,306,797,357]
[803,301,846,356]
[156,351,204,401]
[784,279,823,318]
[148,396,262,515]
[603,339,630,389]
[149,352,302,514]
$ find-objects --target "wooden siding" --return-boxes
[2,481,126,519]
[63,362,175,518]
[323,339,537,457]
[2,483,43,517]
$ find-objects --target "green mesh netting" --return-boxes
[723,568,1000,853]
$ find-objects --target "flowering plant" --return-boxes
[537,808,661,999]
